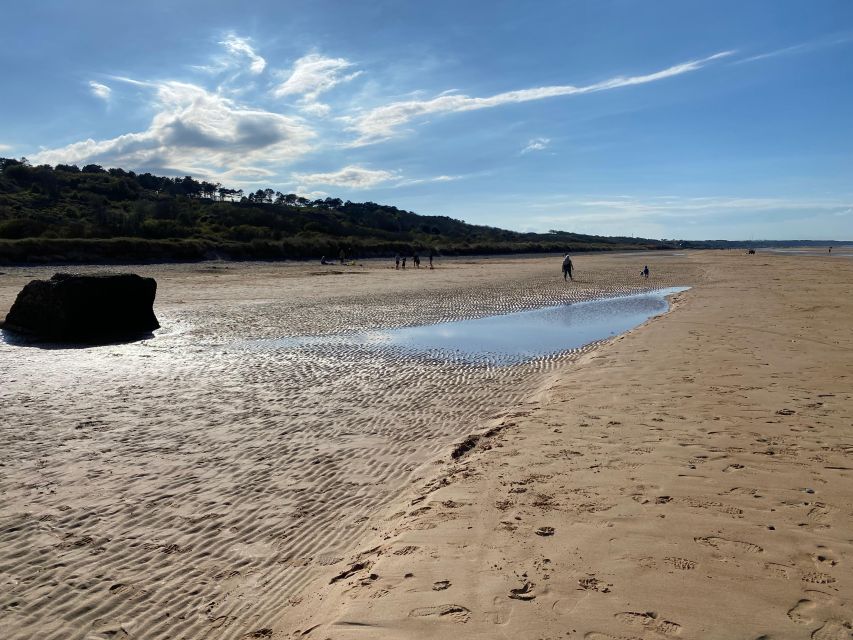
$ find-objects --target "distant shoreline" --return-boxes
[0,239,678,266]
[1,240,848,267]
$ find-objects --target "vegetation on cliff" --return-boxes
[0,158,682,263]
[3,158,833,264]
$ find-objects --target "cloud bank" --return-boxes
[33,81,314,178]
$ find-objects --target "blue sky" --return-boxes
[1,0,852,240]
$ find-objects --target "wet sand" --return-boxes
[0,253,692,640]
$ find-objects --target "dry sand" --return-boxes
[0,251,850,639]
[279,251,853,640]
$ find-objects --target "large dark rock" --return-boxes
[2,273,159,342]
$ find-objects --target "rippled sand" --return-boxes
[0,254,697,639]
[282,250,853,640]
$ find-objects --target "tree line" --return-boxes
[0,157,681,264]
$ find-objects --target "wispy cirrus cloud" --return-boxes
[736,31,853,64]
[395,174,462,187]
[26,40,743,196]
[192,33,267,76]
[273,54,362,116]
[294,165,466,189]
[521,137,550,154]
[346,51,734,145]
[88,81,112,101]
[293,164,398,188]
[220,34,266,74]
[32,80,314,180]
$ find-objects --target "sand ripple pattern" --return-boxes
[0,259,696,639]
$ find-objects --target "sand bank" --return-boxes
[280,251,853,639]
[0,253,694,640]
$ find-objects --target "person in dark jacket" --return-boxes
[562,255,573,281]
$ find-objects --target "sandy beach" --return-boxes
[1,251,851,639]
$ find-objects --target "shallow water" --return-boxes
[254,286,689,365]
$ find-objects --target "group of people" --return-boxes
[320,249,351,266]
[561,254,650,280]
[324,252,652,279]
[395,251,434,270]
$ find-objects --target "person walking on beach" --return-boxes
[414,253,420,268]
[402,256,407,269]
[429,249,435,269]
[395,254,400,270]
[562,254,573,281]
[642,265,650,278]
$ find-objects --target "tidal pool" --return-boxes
[255,286,689,365]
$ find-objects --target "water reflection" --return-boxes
[258,286,689,365]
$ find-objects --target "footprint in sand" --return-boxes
[764,562,792,580]
[807,503,837,524]
[393,545,419,556]
[694,536,763,554]
[579,576,611,593]
[787,599,818,625]
[408,604,470,623]
[508,582,536,601]
[432,580,451,591]
[811,620,853,640]
[664,557,696,570]
[810,551,839,568]
[615,611,682,636]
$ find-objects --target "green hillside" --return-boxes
[0,158,679,264]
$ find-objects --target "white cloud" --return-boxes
[347,51,734,145]
[32,80,315,181]
[298,101,332,117]
[293,166,463,189]
[0,143,13,153]
[191,34,267,76]
[220,34,266,74]
[294,188,329,200]
[89,81,112,101]
[395,174,463,187]
[294,165,399,188]
[521,137,550,154]
[272,54,362,116]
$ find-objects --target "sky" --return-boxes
[1,0,852,240]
